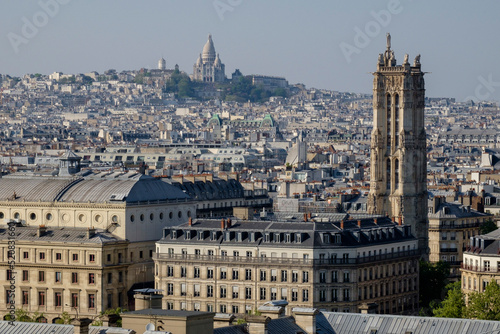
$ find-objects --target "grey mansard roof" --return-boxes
[466,228,500,256]
[0,172,190,204]
[317,312,500,334]
[427,199,491,219]
[0,321,73,334]
[0,321,134,334]
[166,177,244,200]
[158,217,416,249]
[0,226,124,244]
[214,316,304,334]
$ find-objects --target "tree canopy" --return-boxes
[419,260,451,313]
[221,76,288,103]
[430,279,500,320]
[480,219,498,235]
[465,280,500,320]
[163,68,196,98]
[433,281,465,318]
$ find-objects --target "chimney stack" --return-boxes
[101,314,119,327]
[221,219,225,230]
[188,217,192,226]
[226,218,231,228]
[359,303,378,314]
[87,227,96,239]
[71,318,92,334]
[292,308,318,334]
[246,315,270,334]
[340,220,344,229]
[374,218,378,225]
[37,225,47,237]
[398,216,402,226]
[304,213,308,222]
[357,220,362,228]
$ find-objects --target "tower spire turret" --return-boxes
[368,35,428,253]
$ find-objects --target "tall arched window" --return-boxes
[386,94,391,151]
[394,158,399,190]
[395,94,400,146]
[386,158,391,191]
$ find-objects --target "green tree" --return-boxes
[134,74,145,84]
[55,311,72,324]
[480,219,498,235]
[465,280,500,320]
[5,309,47,322]
[433,281,465,318]
[419,260,450,315]
[273,87,288,98]
[82,75,94,85]
[163,69,196,98]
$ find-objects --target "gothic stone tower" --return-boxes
[368,34,428,253]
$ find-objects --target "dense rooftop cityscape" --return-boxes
[1,3,500,334]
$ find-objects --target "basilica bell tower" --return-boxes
[368,34,428,253]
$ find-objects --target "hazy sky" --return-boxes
[1,0,500,101]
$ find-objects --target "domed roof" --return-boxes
[0,173,191,203]
[208,113,222,127]
[196,54,202,66]
[202,34,216,59]
[214,53,222,66]
[260,114,275,127]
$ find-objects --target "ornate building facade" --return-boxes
[0,152,196,321]
[368,34,428,252]
[461,229,500,295]
[428,195,491,280]
[154,217,420,315]
[192,35,225,83]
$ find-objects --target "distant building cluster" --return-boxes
[0,33,500,333]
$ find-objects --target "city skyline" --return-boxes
[1,0,500,102]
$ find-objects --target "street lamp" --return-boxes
[65,304,79,320]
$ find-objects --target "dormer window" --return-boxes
[323,234,330,244]
[172,230,177,239]
[275,233,281,243]
[211,231,217,241]
[265,233,271,242]
[198,231,204,240]
[296,233,302,243]
[237,232,242,242]
[186,231,191,240]
[285,233,291,243]
[335,234,341,243]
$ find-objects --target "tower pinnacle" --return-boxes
[368,36,428,253]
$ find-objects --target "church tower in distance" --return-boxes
[368,33,428,253]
